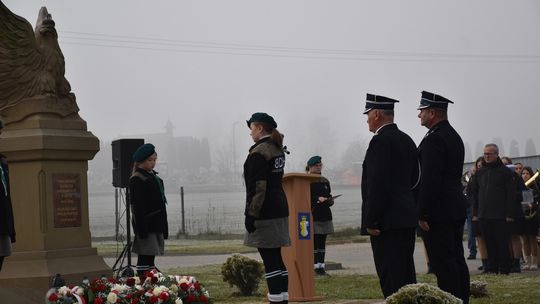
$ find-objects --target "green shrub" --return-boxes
[386,283,463,304]
[221,254,264,296]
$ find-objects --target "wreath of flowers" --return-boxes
[45,270,212,304]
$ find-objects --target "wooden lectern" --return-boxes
[282,173,323,302]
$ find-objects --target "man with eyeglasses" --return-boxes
[416,91,470,304]
[470,144,516,275]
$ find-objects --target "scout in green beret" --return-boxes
[243,112,290,303]
[129,143,168,275]
[306,155,335,276]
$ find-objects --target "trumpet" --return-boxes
[525,169,540,187]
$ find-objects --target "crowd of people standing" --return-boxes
[466,152,539,274]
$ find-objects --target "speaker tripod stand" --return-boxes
[112,187,135,278]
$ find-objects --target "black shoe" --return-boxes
[426,264,434,274]
[467,254,476,260]
[319,269,330,277]
[477,265,484,271]
[315,268,330,277]
[510,259,521,273]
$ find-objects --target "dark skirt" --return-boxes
[244,217,291,248]
[509,218,526,235]
[0,235,11,257]
[314,220,334,235]
[132,233,165,256]
[523,217,540,236]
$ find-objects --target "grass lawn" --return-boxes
[93,228,368,256]
[164,264,540,304]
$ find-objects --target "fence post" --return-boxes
[181,186,186,235]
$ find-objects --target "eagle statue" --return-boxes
[0,1,79,122]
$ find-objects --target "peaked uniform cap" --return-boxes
[418,91,454,110]
[363,94,399,114]
[246,112,277,129]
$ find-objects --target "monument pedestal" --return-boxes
[0,116,110,303]
[282,173,323,302]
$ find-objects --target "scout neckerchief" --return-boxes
[152,171,167,204]
[0,164,7,197]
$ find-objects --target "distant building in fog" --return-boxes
[89,120,211,192]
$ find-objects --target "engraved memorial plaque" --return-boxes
[53,173,82,228]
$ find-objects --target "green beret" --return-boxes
[246,112,277,129]
[132,143,156,162]
[307,155,322,166]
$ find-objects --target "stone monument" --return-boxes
[0,2,110,302]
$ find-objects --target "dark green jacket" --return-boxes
[129,168,169,239]
[310,176,333,222]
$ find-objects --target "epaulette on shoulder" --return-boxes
[250,141,276,160]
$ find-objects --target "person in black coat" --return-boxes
[471,144,516,274]
[243,112,290,304]
[0,121,15,272]
[306,155,335,276]
[129,143,168,275]
[360,94,419,298]
[416,91,470,304]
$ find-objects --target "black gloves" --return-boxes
[245,215,256,233]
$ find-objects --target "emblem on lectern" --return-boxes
[298,212,311,240]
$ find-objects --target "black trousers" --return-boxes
[423,220,470,304]
[480,219,511,274]
[370,228,416,298]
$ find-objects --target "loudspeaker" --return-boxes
[112,138,144,188]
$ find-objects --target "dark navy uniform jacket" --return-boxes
[361,124,419,234]
[243,137,288,220]
[417,120,467,223]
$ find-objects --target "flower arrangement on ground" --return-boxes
[45,270,212,304]
[385,283,463,304]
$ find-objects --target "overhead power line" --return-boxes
[58,30,540,63]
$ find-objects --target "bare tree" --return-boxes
[525,139,537,156]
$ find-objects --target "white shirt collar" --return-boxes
[375,123,393,135]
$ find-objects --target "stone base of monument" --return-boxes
[0,247,110,302]
[0,114,109,303]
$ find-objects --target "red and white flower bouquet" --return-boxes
[45,270,212,304]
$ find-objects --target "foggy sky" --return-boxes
[4,0,540,170]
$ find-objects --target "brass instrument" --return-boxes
[525,170,540,187]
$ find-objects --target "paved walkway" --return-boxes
[104,241,483,276]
